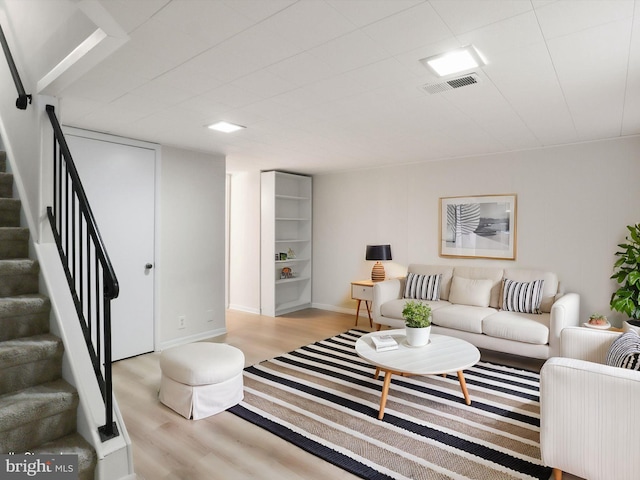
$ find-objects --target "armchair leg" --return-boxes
[552,468,562,480]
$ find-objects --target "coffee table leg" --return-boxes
[378,370,393,420]
[457,370,471,405]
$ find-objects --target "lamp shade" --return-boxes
[365,244,392,261]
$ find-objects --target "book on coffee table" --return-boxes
[371,334,398,352]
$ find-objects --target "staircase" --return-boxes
[0,150,97,479]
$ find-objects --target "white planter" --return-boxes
[623,320,640,335]
[405,325,431,347]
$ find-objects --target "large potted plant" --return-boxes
[610,223,640,331]
[402,300,432,347]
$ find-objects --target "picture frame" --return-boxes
[439,194,517,260]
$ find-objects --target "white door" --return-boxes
[66,132,156,361]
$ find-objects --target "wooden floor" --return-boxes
[112,308,580,480]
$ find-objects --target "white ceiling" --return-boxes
[56,0,640,174]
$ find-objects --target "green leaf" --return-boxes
[629,270,640,285]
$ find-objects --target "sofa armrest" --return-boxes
[548,292,580,357]
[540,357,640,479]
[372,278,403,324]
[560,326,621,363]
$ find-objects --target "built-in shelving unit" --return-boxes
[261,171,312,316]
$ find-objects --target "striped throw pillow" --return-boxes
[606,331,640,370]
[404,273,441,301]
[502,278,544,314]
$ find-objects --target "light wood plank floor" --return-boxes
[112,308,581,480]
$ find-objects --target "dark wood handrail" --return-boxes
[0,24,31,109]
[45,104,120,441]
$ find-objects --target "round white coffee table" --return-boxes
[355,329,481,419]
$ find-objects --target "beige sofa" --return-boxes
[371,264,580,359]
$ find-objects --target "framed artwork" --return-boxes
[439,194,517,260]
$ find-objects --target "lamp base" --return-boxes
[371,262,386,282]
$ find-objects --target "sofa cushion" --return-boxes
[453,266,504,307]
[408,265,454,300]
[503,268,558,313]
[432,304,497,333]
[606,331,640,370]
[482,311,550,345]
[380,299,450,320]
[502,278,544,314]
[448,277,493,308]
[404,273,441,301]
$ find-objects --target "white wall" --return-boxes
[159,146,226,347]
[228,171,261,314]
[312,136,640,327]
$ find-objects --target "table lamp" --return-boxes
[366,244,392,282]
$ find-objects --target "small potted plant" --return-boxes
[610,223,640,333]
[587,313,609,329]
[402,300,432,347]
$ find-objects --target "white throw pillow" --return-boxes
[448,277,493,308]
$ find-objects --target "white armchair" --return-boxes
[540,326,640,480]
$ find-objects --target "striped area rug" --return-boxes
[228,329,551,480]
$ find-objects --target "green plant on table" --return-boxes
[610,223,640,324]
[402,300,432,328]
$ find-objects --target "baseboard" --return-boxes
[158,327,227,351]
[227,304,261,315]
[311,303,355,315]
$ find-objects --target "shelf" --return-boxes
[276,194,310,201]
[275,276,310,285]
[262,171,312,317]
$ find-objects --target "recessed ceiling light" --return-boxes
[420,45,486,77]
[207,121,245,133]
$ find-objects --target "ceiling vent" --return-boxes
[421,73,481,95]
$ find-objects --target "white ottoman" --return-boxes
[159,342,244,420]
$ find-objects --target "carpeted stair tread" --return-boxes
[0,294,51,342]
[0,227,29,259]
[30,433,97,480]
[0,333,63,369]
[0,198,20,227]
[0,172,12,198]
[0,151,5,173]
[0,379,78,453]
[0,334,63,394]
[0,379,78,433]
[0,258,39,297]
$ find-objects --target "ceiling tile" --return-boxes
[150,0,257,47]
[230,70,298,98]
[266,52,336,88]
[127,18,210,65]
[362,2,451,55]
[534,0,634,39]
[483,43,577,145]
[457,11,544,57]
[547,18,632,138]
[326,0,423,27]
[223,0,297,22]
[309,30,392,75]
[258,0,357,51]
[429,0,533,35]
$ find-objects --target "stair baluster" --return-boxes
[45,105,120,441]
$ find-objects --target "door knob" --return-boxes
[145,263,153,269]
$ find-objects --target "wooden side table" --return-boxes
[351,280,374,327]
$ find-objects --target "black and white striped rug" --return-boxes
[229,329,551,480]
